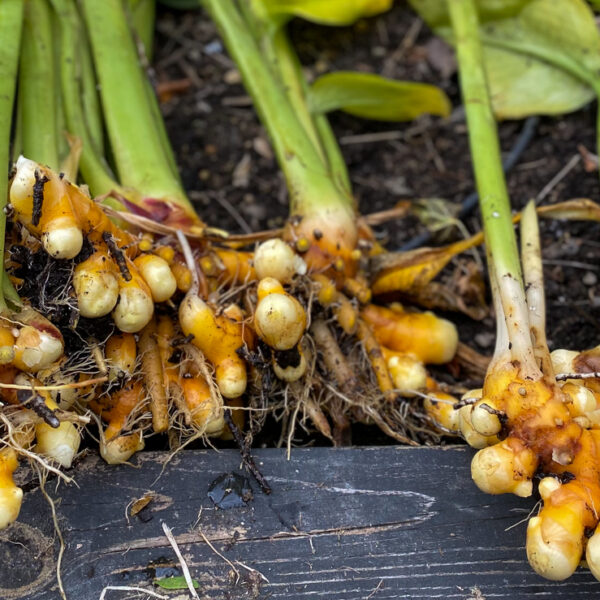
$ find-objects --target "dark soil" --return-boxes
[153,3,600,444]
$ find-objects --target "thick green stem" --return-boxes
[313,111,351,195]
[449,0,538,376]
[126,0,156,62]
[11,99,22,163]
[124,0,180,178]
[51,0,120,197]
[242,0,327,161]
[204,0,355,225]
[19,0,60,170]
[243,0,351,193]
[271,28,352,194]
[77,4,104,156]
[80,0,194,216]
[0,0,24,309]
[51,11,69,164]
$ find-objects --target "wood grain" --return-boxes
[2,446,599,599]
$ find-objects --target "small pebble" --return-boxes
[589,289,600,308]
[253,136,273,160]
[204,40,223,55]
[224,68,241,85]
[475,332,494,348]
[583,271,597,286]
[314,59,329,74]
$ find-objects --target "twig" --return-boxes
[197,524,269,584]
[0,376,107,391]
[223,409,272,494]
[102,232,131,281]
[101,203,229,240]
[542,259,600,271]
[197,528,240,583]
[176,230,206,298]
[556,371,600,381]
[400,116,539,251]
[99,586,167,600]
[504,499,542,532]
[365,578,384,600]
[535,154,581,203]
[362,203,410,226]
[235,560,269,583]
[210,191,253,234]
[340,130,403,145]
[161,522,200,600]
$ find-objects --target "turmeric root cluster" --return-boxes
[0,159,462,530]
[10,157,191,333]
[425,346,600,581]
[88,320,226,464]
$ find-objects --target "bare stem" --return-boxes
[449,0,539,378]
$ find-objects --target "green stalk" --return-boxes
[313,110,351,194]
[204,0,356,234]
[51,9,69,165]
[243,0,351,193]
[80,0,194,217]
[448,0,538,376]
[0,0,24,309]
[11,88,23,164]
[270,27,352,193]
[126,0,156,63]
[521,199,552,375]
[123,0,179,178]
[241,0,327,162]
[19,0,60,170]
[78,5,104,156]
[50,0,120,198]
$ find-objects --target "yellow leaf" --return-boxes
[370,233,483,295]
[260,0,393,25]
[309,72,451,121]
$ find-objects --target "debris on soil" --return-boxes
[208,472,254,509]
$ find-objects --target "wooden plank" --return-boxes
[2,446,599,599]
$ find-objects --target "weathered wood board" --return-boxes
[2,446,599,599]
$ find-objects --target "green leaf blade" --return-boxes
[485,46,595,118]
[309,72,451,121]
[411,0,600,118]
[154,576,200,590]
